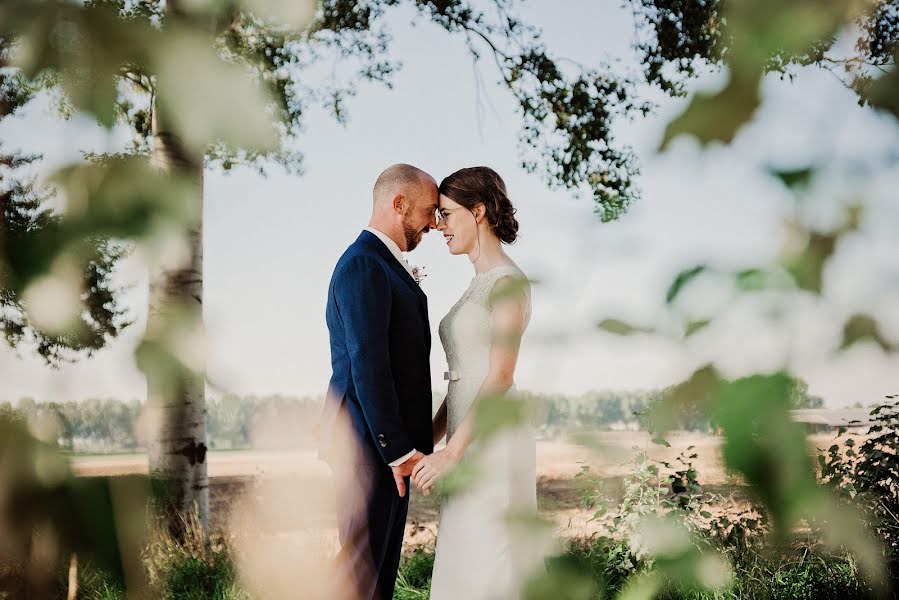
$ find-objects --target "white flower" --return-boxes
[411,264,427,285]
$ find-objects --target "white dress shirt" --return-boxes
[364,227,414,277]
[363,227,418,468]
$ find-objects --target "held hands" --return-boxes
[411,448,460,496]
[390,451,425,498]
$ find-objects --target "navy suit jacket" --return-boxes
[320,231,434,465]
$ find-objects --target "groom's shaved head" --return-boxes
[369,163,438,252]
[373,163,434,206]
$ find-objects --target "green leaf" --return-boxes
[527,554,597,599]
[782,230,838,293]
[5,157,197,296]
[152,25,279,154]
[840,313,897,353]
[684,319,711,337]
[863,54,898,120]
[660,0,852,152]
[473,393,531,440]
[712,372,819,534]
[598,319,653,336]
[241,0,317,30]
[725,0,850,67]
[648,365,722,440]
[488,274,533,306]
[659,74,761,150]
[434,461,481,500]
[51,156,199,236]
[768,166,814,190]
[734,267,792,291]
[0,416,149,593]
[665,265,707,305]
[135,301,204,400]
[12,3,156,128]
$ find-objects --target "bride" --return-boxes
[411,166,543,598]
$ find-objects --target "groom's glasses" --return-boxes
[436,207,465,225]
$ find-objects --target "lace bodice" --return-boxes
[438,265,531,438]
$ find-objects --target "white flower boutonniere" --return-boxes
[411,264,427,285]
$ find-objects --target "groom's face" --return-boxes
[400,180,439,251]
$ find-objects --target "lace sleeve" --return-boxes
[487,269,531,329]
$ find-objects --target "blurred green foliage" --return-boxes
[631,0,899,146]
[1,131,131,363]
[0,411,149,597]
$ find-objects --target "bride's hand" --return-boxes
[411,448,459,496]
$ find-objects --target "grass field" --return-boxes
[0,430,870,599]
[70,431,840,548]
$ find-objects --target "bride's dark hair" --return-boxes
[438,166,519,244]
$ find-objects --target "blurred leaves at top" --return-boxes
[633,0,899,147]
[1,0,896,354]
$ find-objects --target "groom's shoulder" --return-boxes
[337,232,378,264]
[332,234,385,276]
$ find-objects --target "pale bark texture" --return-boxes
[147,103,209,537]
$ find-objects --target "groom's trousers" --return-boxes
[332,462,410,600]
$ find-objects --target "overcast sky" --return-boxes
[2,1,898,407]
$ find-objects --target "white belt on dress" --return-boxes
[445,369,480,381]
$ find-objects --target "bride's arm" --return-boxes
[423,277,528,472]
[432,395,448,446]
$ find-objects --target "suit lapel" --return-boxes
[358,232,428,308]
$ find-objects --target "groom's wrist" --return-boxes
[388,448,418,467]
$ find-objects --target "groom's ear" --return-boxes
[392,194,406,214]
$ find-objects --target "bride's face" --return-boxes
[436,194,477,256]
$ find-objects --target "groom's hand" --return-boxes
[390,451,425,497]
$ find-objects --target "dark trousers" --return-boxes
[332,462,409,600]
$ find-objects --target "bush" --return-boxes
[819,399,899,580]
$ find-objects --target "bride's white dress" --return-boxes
[429,265,544,599]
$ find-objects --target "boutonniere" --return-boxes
[411,264,427,285]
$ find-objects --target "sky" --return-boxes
[2,1,898,407]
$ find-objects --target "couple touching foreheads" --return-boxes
[319,164,543,599]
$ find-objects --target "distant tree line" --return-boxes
[0,395,323,453]
[527,379,824,435]
[0,381,824,452]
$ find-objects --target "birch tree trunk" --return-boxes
[146,102,209,537]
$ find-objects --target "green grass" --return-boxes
[66,514,250,600]
[394,548,434,599]
[74,555,249,600]
[390,542,883,600]
[59,528,886,600]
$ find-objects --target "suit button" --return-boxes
[379,440,387,448]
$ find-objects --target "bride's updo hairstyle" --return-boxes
[438,166,519,244]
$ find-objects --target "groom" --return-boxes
[319,164,438,599]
